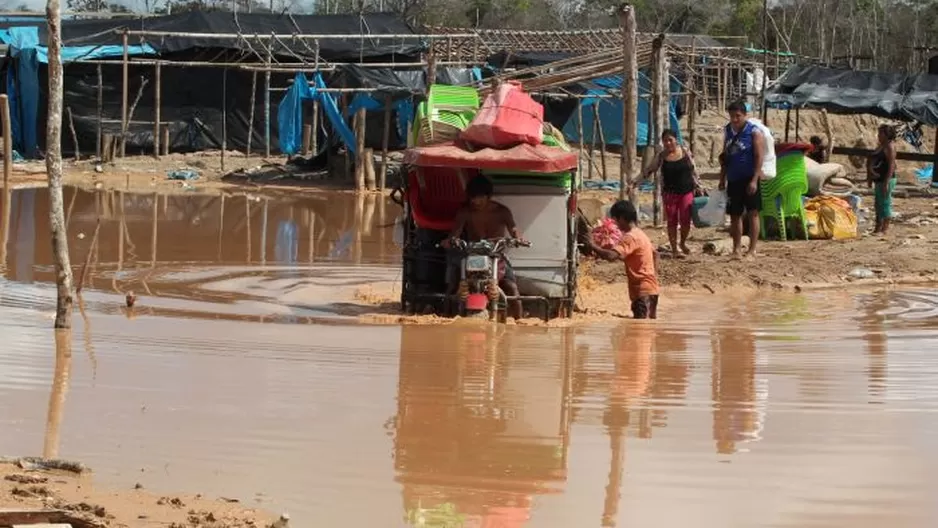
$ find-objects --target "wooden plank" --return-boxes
[831,146,936,163]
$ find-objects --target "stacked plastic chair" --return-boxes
[412,85,480,146]
[759,145,810,241]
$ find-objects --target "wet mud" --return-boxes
[2,186,938,526]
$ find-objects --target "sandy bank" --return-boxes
[0,458,273,528]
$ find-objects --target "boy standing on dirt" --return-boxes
[587,201,661,319]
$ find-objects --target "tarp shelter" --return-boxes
[559,73,684,148]
[0,12,425,158]
[277,65,483,156]
[765,64,938,125]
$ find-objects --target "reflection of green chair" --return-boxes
[412,85,480,146]
[760,153,809,241]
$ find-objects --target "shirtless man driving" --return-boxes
[442,175,525,320]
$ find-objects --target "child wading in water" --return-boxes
[587,200,661,319]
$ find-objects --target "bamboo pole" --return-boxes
[120,30,128,158]
[379,95,391,191]
[619,4,638,202]
[66,107,79,161]
[124,30,477,39]
[96,64,102,159]
[687,69,697,158]
[1,95,10,188]
[153,61,161,158]
[247,71,257,156]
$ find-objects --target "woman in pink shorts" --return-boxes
[632,129,700,258]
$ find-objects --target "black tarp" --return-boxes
[0,12,424,62]
[766,64,938,125]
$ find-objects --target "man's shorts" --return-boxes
[725,178,761,217]
[631,295,659,319]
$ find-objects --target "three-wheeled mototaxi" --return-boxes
[393,141,579,321]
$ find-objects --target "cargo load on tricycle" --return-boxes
[392,141,579,322]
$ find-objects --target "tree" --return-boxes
[46,0,74,329]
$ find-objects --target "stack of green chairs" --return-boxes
[412,85,480,146]
[759,152,809,241]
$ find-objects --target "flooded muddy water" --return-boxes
[2,186,938,527]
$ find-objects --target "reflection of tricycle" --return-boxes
[393,143,579,321]
[443,237,531,321]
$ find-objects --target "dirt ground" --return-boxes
[0,459,274,528]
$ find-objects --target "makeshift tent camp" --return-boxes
[0,12,425,158]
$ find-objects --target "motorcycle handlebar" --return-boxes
[436,237,531,250]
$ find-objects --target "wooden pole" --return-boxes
[217,195,225,261]
[42,328,72,460]
[592,103,608,181]
[576,103,585,181]
[380,95,392,191]
[588,110,596,181]
[247,71,256,156]
[120,30,128,158]
[161,124,169,156]
[0,188,10,272]
[66,107,79,161]
[784,107,791,142]
[618,4,638,202]
[687,62,697,158]
[150,192,157,267]
[794,107,801,141]
[153,61,161,158]
[46,0,74,328]
[301,124,312,156]
[311,98,319,156]
[354,107,366,191]
[933,128,938,185]
[1,95,10,188]
[650,34,668,227]
[96,64,102,160]
[220,68,228,174]
[264,49,271,158]
[760,0,769,124]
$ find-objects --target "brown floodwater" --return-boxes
[2,186,938,527]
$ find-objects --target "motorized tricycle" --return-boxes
[393,142,579,321]
[443,236,531,320]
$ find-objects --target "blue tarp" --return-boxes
[277,72,357,156]
[562,71,683,148]
[278,72,419,157]
[5,25,154,157]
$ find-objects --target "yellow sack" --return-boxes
[805,196,858,240]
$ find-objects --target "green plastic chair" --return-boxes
[412,85,480,146]
[760,153,809,241]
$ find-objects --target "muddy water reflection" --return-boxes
[2,186,938,526]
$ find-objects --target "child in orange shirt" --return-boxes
[587,200,661,319]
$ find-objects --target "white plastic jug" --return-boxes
[698,190,727,227]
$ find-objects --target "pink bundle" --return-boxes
[591,218,623,249]
[460,81,544,148]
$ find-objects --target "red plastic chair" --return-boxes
[406,167,472,232]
